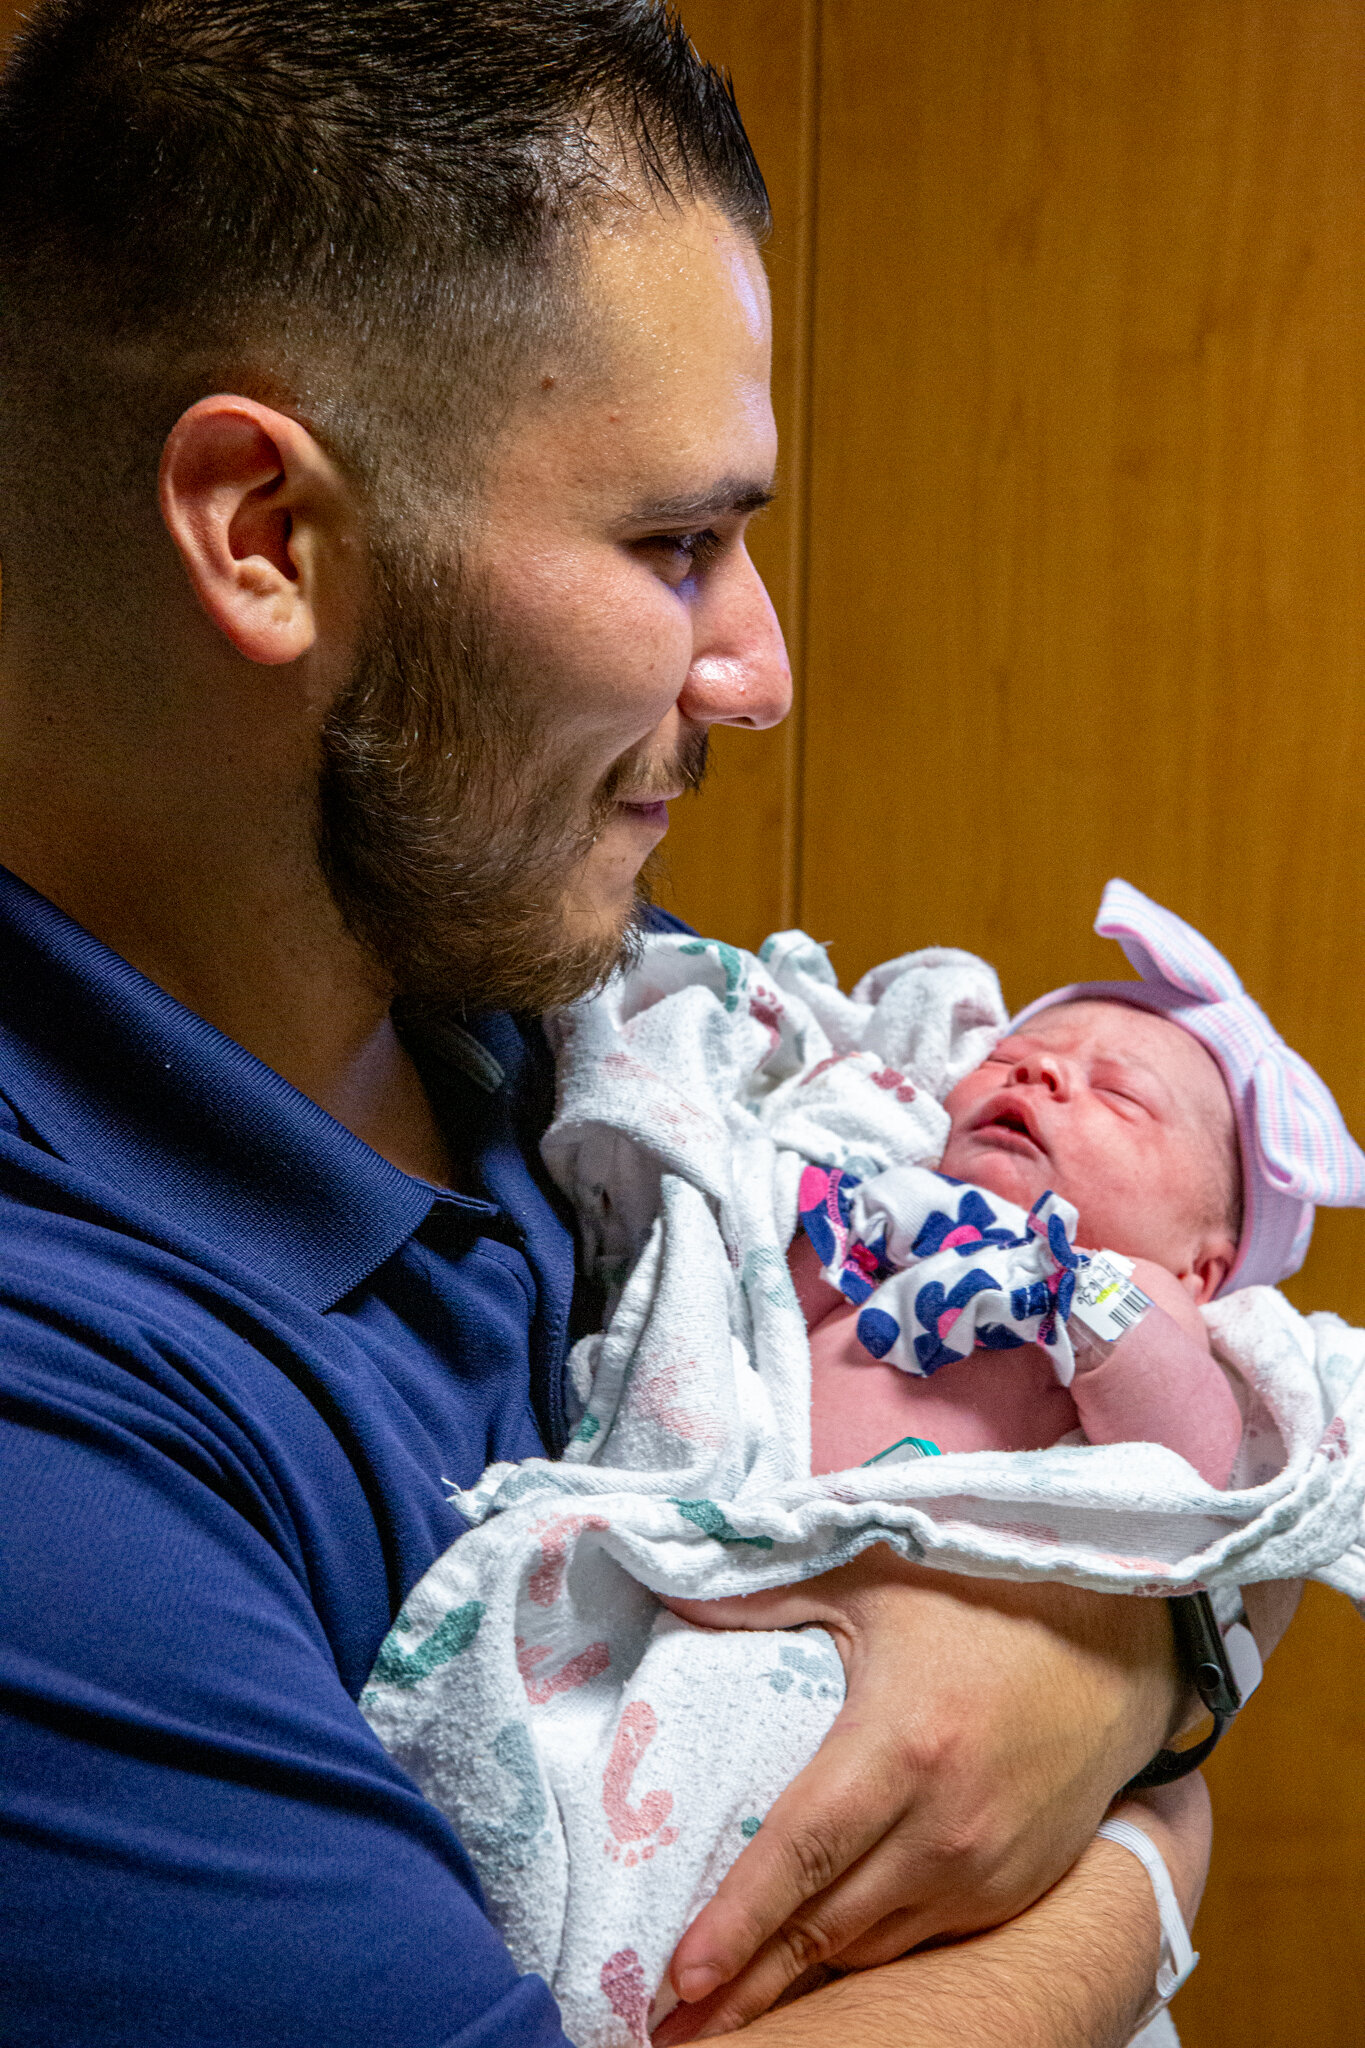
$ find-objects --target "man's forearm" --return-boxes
[731,1838,1161,2048]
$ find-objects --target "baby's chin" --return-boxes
[937,1133,1055,1214]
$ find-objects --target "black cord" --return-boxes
[1121,1591,1245,1793]
[1124,1712,1231,1791]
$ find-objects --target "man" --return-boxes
[0,2,1223,2041]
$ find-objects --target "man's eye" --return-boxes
[640,530,724,579]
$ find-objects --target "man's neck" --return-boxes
[0,734,458,1188]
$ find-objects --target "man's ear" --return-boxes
[158,396,356,666]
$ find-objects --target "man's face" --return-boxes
[466,200,790,941]
[319,199,789,1017]
[939,1000,1239,1273]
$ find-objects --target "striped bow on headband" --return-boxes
[1012,879,1365,1294]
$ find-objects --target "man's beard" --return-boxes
[317,542,707,1019]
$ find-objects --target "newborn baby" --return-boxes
[793,997,1246,1487]
[364,884,1365,2048]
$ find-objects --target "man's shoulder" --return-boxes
[0,1140,368,1491]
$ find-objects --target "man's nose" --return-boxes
[676,545,792,732]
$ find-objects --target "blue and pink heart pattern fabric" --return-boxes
[798,1162,1085,1382]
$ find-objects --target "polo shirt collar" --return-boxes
[0,861,500,1309]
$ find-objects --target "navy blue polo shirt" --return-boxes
[0,859,689,2046]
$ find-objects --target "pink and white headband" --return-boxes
[1011,879,1365,1294]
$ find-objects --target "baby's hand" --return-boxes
[1067,1266,1240,1486]
[1124,1259,1211,1348]
[801,1166,1085,1381]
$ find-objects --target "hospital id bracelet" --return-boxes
[1123,1592,1263,1790]
[1069,1249,1155,1355]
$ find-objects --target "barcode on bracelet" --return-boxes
[1072,1252,1153,1344]
[1107,1286,1149,1334]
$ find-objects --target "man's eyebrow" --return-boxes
[627,479,776,525]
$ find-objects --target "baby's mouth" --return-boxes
[972,1099,1047,1157]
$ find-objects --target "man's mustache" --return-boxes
[601,727,710,808]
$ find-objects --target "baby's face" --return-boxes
[939,1000,1238,1285]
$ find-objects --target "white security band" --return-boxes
[1096,1815,1199,2023]
[1071,1250,1154,1346]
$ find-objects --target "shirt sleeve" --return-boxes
[0,1308,573,2048]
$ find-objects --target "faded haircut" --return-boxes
[0,0,769,562]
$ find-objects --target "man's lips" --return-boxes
[615,789,682,827]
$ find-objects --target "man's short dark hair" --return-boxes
[0,0,769,544]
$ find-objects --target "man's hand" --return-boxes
[658,1546,1179,2038]
[660,1779,1210,2047]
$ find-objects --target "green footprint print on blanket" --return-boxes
[678,937,746,1012]
[670,1497,773,1550]
[459,1719,550,1871]
[765,1639,842,1702]
[367,1598,485,1692]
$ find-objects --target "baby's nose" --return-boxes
[1012,1052,1067,1094]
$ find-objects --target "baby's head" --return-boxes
[940,999,1241,1304]
[942,879,1365,1307]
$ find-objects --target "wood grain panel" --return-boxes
[802,0,1365,1327]
[801,7,1365,2042]
[655,0,819,947]
[1174,1580,1365,2046]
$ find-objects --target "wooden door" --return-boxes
[674,4,1365,2043]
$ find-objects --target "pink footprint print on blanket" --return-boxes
[631,1360,723,1450]
[748,991,784,1056]
[1320,1415,1350,1463]
[602,1701,678,1866]
[527,1513,609,1608]
[515,1636,611,1706]
[600,1947,650,2042]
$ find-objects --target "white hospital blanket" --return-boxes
[362,932,1365,2044]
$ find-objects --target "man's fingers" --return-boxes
[667,1726,909,2002]
[666,1745,1055,2029]
[673,1830,1002,2036]
[831,1902,942,1973]
[657,1920,851,2042]
[652,1962,836,2045]
[658,1846,1046,2046]
[667,1817,849,2006]
[827,1820,1043,1970]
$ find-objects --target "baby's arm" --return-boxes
[1069,1259,1243,1487]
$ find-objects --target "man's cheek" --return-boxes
[497,553,688,704]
